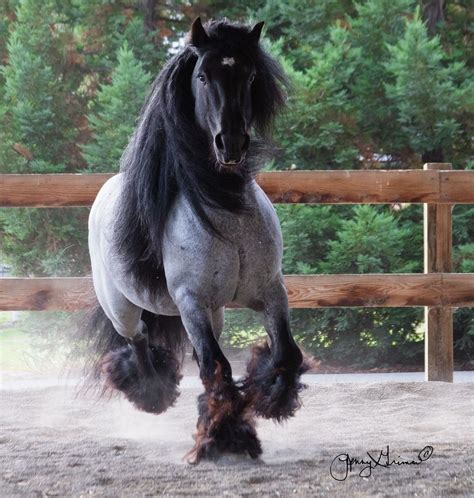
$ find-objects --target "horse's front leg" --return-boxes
[175,293,261,463]
[242,278,314,421]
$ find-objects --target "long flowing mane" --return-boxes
[114,19,288,291]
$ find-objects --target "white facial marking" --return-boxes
[221,57,235,66]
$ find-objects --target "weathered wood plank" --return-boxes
[440,170,474,204]
[0,174,112,207]
[284,273,473,308]
[424,163,453,383]
[424,307,454,382]
[2,169,473,207]
[257,170,440,204]
[0,277,95,312]
[1,274,473,311]
[441,273,474,307]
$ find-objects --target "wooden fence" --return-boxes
[1,163,473,382]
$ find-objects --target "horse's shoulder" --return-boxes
[89,173,123,232]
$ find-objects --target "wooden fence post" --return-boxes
[424,163,453,382]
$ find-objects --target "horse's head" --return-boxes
[118,18,288,281]
[188,18,268,169]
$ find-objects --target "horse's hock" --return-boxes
[1,163,473,382]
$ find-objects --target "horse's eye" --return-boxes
[197,74,206,85]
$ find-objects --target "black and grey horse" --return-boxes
[87,17,312,462]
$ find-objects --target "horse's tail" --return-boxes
[81,305,187,413]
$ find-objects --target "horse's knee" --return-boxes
[172,289,231,382]
[198,345,232,387]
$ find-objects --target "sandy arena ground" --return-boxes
[0,374,473,497]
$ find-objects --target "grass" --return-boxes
[0,312,14,325]
[0,312,72,373]
[0,326,34,371]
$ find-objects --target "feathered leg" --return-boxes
[100,325,182,414]
[240,279,315,421]
[175,299,261,463]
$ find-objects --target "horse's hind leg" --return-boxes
[241,279,314,421]
[175,296,261,463]
[96,289,181,414]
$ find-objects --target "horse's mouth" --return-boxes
[216,155,246,170]
[219,160,242,167]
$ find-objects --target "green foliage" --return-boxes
[0,0,85,276]
[0,311,77,372]
[320,205,418,274]
[1,0,74,171]
[290,307,424,368]
[440,0,474,68]
[0,208,89,275]
[255,0,354,71]
[222,310,266,348]
[71,1,168,75]
[454,309,474,361]
[0,0,181,276]
[348,0,417,156]
[273,26,359,169]
[454,244,474,273]
[385,11,473,160]
[81,44,151,172]
[277,204,342,273]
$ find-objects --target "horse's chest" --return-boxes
[163,189,282,308]
[231,215,282,302]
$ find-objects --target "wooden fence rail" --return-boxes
[2,167,474,207]
[1,274,473,311]
[1,165,473,382]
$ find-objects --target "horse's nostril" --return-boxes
[241,133,250,152]
[214,132,249,162]
[215,133,224,151]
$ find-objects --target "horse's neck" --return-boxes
[182,178,275,232]
[209,179,263,217]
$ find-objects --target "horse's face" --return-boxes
[189,18,264,169]
[191,53,254,167]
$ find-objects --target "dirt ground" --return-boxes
[0,374,473,497]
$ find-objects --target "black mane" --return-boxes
[114,19,288,291]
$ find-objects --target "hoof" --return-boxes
[101,345,181,414]
[240,342,314,422]
[186,384,262,464]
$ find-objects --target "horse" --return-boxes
[86,17,313,463]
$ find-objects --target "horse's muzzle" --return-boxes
[214,132,250,165]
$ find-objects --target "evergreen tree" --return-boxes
[0,0,87,276]
[255,0,355,71]
[82,44,151,172]
[272,25,359,170]
[319,205,418,274]
[385,11,473,163]
[1,0,75,173]
[72,1,169,76]
[347,0,417,164]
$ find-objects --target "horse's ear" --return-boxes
[189,17,209,48]
[249,21,264,43]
